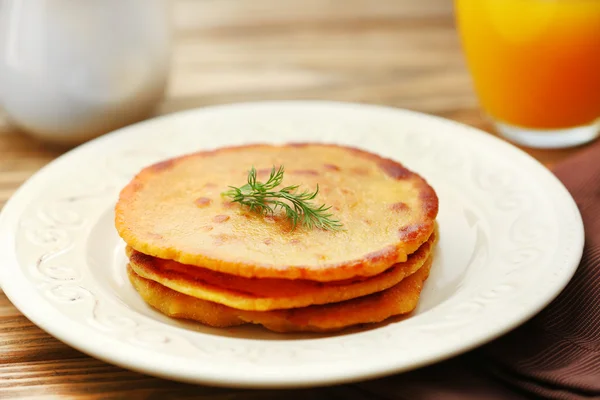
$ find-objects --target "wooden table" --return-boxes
[0,1,586,398]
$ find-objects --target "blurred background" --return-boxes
[0,0,473,136]
[159,0,468,116]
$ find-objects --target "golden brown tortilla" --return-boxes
[127,255,432,333]
[116,143,438,282]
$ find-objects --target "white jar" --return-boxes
[0,0,172,145]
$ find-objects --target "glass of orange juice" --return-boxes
[454,0,600,148]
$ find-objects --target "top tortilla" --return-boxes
[115,143,438,281]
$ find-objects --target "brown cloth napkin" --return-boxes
[358,141,600,400]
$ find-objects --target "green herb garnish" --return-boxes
[222,166,343,231]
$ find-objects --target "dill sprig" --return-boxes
[222,166,343,231]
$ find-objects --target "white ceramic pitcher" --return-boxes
[0,0,172,145]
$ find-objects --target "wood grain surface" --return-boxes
[0,0,587,398]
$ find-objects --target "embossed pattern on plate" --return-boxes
[0,102,584,387]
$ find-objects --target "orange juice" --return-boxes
[455,0,600,130]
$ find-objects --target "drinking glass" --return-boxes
[455,0,600,148]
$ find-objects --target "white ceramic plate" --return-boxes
[0,102,584,388]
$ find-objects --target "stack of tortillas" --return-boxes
[115,144,439,333]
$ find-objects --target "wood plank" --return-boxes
[173,0,454,31]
